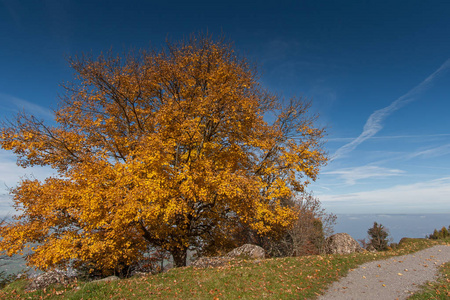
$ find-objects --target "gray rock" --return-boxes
[325,233,364,254]
[226,244,265,259]
[26,270,72,291]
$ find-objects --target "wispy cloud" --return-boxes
[328,133,450,143]
[332,59,450,159]
[407,143,450,159]
[323,165,405,185]
[0,93,54,120]
[320,177,450,214]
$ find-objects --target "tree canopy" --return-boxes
[0,35,327,272]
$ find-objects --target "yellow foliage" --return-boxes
[0,34,327,271]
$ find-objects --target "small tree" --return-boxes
[440,226,449,238]
[256,192,336,257]
[427,227,450,240]
[367,222,390,251]
[429,229,440,239]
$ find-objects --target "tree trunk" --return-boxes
[171,247,187,267]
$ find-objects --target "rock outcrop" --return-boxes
[325,233,364,254]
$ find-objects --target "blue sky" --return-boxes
[1,0,449,215]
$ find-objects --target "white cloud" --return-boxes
[332,59,450,160]
[0,149,55,191]
[328,133,450,143]
[0,193,15,217]
[323,165,405,185]
[0,93,54,120]
[319,177,450,214]
[0,93,55,216]
[408,144,450,159]
[0,150,55,216]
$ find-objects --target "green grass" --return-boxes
[1,238,449,300]
[407,261,450,299]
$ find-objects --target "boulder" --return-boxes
[226,244,265,259]
[325,233,364,254]
[26,270,72,291]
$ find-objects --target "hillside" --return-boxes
[1,238,449,299]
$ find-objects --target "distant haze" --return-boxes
[334,214,450,244]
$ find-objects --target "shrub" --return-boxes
[440,226,449,238]
[0,270,17,289]
[367,222,390,251]
[253,192,336,257]
[427,226,450,240]
[389,242,399,250]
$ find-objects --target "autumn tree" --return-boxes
[0,35,327,273]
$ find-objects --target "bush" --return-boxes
[253,192,336,257]
[0,270,17,289]
[75,246,170,280]
[389,242,399,250]
[427,226,450,240]
[367,222,390,251]
[440,227,449,238]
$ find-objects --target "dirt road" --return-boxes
[318,245,450,300]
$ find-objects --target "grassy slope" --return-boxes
[407,261,450,300]
[1,238,449,300]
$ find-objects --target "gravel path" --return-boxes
[318,245,450,300]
